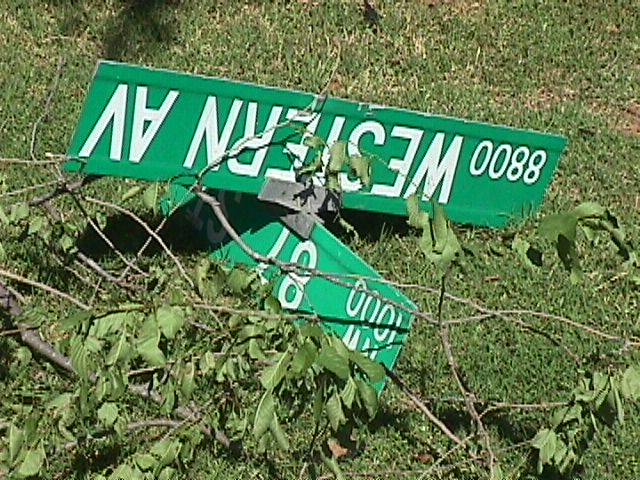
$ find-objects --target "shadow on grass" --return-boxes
[101,0,181,61]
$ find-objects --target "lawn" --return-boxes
[0,1,639,479]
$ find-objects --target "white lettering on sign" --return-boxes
[342,120,386,192]
[256,228,318,310]
[227,102,284,177]
[342,279,406,360]
[129,87,179,163]
[183,96,243,170]
[403,132,463,204]
[470,140,547,185]
[266,109,321,182]
[78,84,128,161]
[371,126,423,197]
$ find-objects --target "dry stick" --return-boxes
[385,369,466,449]
[28,175,99,208]
[75,251,140,291]
[30,57,65,162]
[0,280,231,449]
[83,195,194,289]
[70,194,147,276]
[0,180,59,198]
[436,276,497,473]
[63,419,187,451]
[0,157,64,165]
[0,268,90,310]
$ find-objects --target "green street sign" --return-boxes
[66,61,568,228]
[164,184,416,387]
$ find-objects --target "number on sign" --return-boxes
[470,140,547,185]
[258,228,318,310]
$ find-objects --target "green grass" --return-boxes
[1,1,639,479]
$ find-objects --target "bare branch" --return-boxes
[0,268,90,310]
[83,195,194,289]
[386,368,467,450]
[30,56,65,162]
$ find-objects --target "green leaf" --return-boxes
[226,268,254,293]
[340,377,357,409]
[298,324,324,338]
[158,467,177,480]
[60,309,93,332]
[142,183,159,213]
[180,361,196,400]
[290,341,318,376]
[326,392,346,431]
[97,402,119,427]
[349,155,371,186]
[0,204,9,225]
[10,202,29,223]
[253,391,275,439]
[59,233,75,252]
[199,351,217,375]
[150,439,180,467]
[269,414,290,451]
[356,378,378,418]
[614,382,624,425]
[91,312,128,339]
[431,203,449,253]
[16,442,45,478]
[121,185,143,202]
[264,295,281,314]
[69,336,90,380]
[109,464,135,480]
[135,453,157,471]
[350,352,385,383]
[156,306,185,340]
[572,202,606,219]
[303,135,324,149]
[592,372,609,408]
[406,194,429,229]
[105,330,133,366]
[136,317,166,367]
[531,428,557,466]
[27,216,44,236]
[553,437,568,466]
[322,453,346,480]
[512,235,543,268]
[539,212,578,243]
[8,424,24,465]
[621,365,640,400]
[260,350,292,391]
[317,344,350,380]
[328,141,347,172]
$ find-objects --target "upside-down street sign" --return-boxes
[65,61,568,228]
[163,184,416,391]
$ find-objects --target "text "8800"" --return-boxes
[469,140,547,185]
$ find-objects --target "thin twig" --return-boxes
[30,57,65,161]
[437,275,497,472]
[0,268,90,310]
[83,195,194,289]
[0,180,59,199]
[28,175,99,207]
[0,157,64,165]
[386,368,467,449]
[71,194,146,275]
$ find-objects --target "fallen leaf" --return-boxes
[328,438,349,458]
